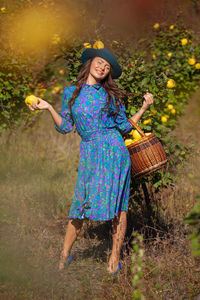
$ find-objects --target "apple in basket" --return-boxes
[125,139,135,146]
[124,131,152,146]
[130,129,142,140]
[145,133,152,136]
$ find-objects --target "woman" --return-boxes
[28,47,154,274]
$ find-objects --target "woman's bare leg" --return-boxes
[59,218,83,270]
[107,211,127,273]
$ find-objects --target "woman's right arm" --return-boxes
[28,87,75,134]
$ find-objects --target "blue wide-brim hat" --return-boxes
[81,48,122,79]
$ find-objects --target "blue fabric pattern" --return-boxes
[54,82,133,221]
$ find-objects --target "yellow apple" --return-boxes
[132,130,142,140]
[181,38,188,46]
[93,41,104,49]
[167,79,175,88]
[125,139,134,146]
[188,57,196,65]
[161,116,168,123]
[25,95,39,107]
[143,118,151,125]
[167,104,173,110]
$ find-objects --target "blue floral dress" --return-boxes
[54,82,133,221]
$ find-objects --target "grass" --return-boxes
[0,92,200,299]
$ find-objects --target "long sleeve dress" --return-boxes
[54,82,133,221]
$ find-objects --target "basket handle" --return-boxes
[127,119,146,137]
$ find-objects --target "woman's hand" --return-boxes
[142,92,154,111]
[27,96,62,127]
[27,97,50,111]
[130,92,154,124]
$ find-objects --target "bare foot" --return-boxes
[107,255,120,274]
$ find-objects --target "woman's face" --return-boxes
[89,57,111,81]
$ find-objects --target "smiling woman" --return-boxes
[89,57,111,81]
[27,47,154,275]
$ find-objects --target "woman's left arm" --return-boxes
[130,92,154,124]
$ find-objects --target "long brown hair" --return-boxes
[68,57,128,119]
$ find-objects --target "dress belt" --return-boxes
[80,128,118,142]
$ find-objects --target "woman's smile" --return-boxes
[95,68,104,76]
[85,56,111,84]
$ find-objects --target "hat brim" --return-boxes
[81,48,122,79]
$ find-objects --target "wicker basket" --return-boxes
[126,119,167,179]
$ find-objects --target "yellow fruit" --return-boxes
[51,86,61,94]
[93,41,104,49]
[169,25,174,30]
[188,57,196,65]
[167,104,173,110]
[59,69,64,75]
[125,139,134,146]
[143,118,151,125]
[181,38,188,46]
[83,42,92,48]
[39,88,46,97]
[145,132,152,136]
[161,116,168,123]
[25,95,38,107]
[152,54,156,60]
[112,40,119,44]
[39,88,46,93]
[150,109,157,116]
[52,34,61,45]
[167,52,172,58]
[166,79,175,88]
[195,63,200,69]
[1,7,6,13]
[171,108,176,114]
[153,23,159,29]
[129,130,134,135]
[132,130,142,140]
